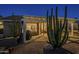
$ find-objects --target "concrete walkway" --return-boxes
[12,34,48,54]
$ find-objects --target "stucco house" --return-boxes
[0,15,79,45]
[24,16,79,38]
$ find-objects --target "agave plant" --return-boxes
[46,6,68,49]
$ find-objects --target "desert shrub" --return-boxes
[0,29,3,34]
[31,31,38,36]
[26,30,32,40]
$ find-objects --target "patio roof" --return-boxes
[0,15,23,21]
[24,16,78,23]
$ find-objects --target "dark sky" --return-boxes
[0,4,79,18]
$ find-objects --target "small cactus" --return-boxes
[46,6,68,48]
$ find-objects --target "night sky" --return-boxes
[0,4,79,18]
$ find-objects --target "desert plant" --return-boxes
[46,6,68,49]
[26,30,32,40]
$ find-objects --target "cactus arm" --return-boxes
[51,8,57,45]
[55,6,60,45]
[46,10,51,43]
[53,16,56,35]
[49,16,53,43]
[50,8,55,43]
[46,10,53,44]
[52,16,57,44]
[55,6,58,45]
[60,19,68,46]
[62,22,68,45]
[59,6,68,46]
[59,20,62,44]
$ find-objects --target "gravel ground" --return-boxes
[63,42,79,54]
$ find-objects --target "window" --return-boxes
[0,22,3,34]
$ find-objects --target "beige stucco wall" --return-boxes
[26,23,37,32]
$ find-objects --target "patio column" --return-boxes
[78,24,79,31]
[71,22,74,36]
[43,22,44,35]
[21,19,26,43]
[37,23,41,35]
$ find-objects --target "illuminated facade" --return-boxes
[24,16,79,37]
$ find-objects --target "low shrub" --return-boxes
[31,31,38,36]
[26,30,32,40]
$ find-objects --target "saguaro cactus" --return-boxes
[46,6,68,48]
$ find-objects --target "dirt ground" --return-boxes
[12,34,48,54]
[12,34,79,54]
